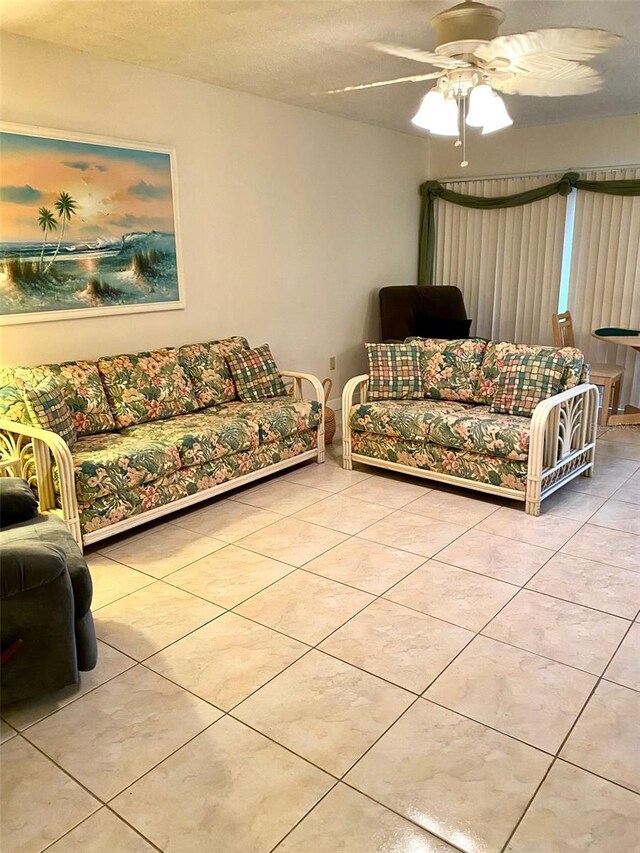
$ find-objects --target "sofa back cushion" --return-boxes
[0,377,29,426]
[98,348,198,429]
[476,341,585,405]
[489,352,567,417]
[408,337,487,403]
[225,344,288,402]
[0,361,115,436]
[23,378,77,446]
[179,336,248,408]
[366,343,423,401]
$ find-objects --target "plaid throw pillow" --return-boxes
[366,343,422,401]
[489,352,566,417]
[23,378,77,446]
[226,344,287,402]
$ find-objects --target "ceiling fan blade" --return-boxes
[476,28,620,65]
[488,62,602,96]
[320,72,443,95]
[369,41,469,69]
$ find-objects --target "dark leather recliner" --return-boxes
[379,285,470,342]
[0,478,97,705]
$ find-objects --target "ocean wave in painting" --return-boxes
[0,231,179,314]
[1,129,181,319]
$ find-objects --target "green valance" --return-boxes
[418,170,640,286]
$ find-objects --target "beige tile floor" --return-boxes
[2,428,640,853]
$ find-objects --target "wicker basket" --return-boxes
[322,378,336,444]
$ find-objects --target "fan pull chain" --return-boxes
[454,86,462,148]
[461,94,468,168]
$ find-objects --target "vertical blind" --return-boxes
[567,168,640,409]
[435,175,567,345]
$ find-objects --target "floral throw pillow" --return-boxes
[407,337,487,402]
[23,377,77,446]
[225,344,288,402]
[179,337,248,408]
[98,348,199,429]
[3,361,115,436]
[489,352,566,417]
[366,343,422,401]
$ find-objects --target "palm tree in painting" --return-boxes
[45,191,79,272]
[37,207,57,272]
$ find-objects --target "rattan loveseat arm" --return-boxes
[0,418,81,546]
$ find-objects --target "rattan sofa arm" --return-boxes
[341,374,370,414]
[525,382,599,516]
[341,375,370,472]
[279,371,326,462]
[279,370,325,405]
[529,382,599,429]
[0,417,80,546]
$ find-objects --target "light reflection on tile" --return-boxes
[346,700,550,853]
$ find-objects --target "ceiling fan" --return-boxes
[324,0,620,166]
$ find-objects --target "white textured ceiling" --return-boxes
[1,0,639,135]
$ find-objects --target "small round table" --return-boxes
[591,330,640,426]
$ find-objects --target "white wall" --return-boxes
[428,114,640,180]
[0,33,426,394]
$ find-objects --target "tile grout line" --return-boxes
[19,475,541,848]
[498,615,640,852]
[37,801,165,853]
[11,449,639,852]
[242,494,571,851]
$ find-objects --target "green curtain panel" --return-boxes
[418,171,640,286]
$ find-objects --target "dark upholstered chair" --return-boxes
[379,285,470,342]
[0,479,97,705]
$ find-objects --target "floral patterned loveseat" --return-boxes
[0,337,324,548]
[342,338,599,516]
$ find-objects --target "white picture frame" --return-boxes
[0,122,185,325]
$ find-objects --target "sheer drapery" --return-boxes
[567,168,640,409]
[435,175,567,344]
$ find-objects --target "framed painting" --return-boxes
[0,123,185,324]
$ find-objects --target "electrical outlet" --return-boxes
[329,356,336,370]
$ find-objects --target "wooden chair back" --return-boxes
[552,311,576,348]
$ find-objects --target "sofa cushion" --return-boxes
[1,361,116,435]
[0,383,28,425]
[476,341,585,405]
[77,430,318,535]
[425,405,531,461]
[226,344,288,402]
[120,409,260,466]
[67,432,182,501]
[179,336,248,408]
[351,431,527,492]
[23,378,77,447]
[366,343,423,401]
[489,351,566,417]
[97,348,199,429]
[408,337,487,402]
[350,400,530,461]
[350,399,474,442]
[220,399,323,443]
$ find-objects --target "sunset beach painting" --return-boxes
[0,125,184,323]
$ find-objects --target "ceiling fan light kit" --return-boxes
[480,91,513,134]
[325,0,620,167]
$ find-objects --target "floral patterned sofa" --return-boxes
[0,337,324,548]
[342,338,599,516]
